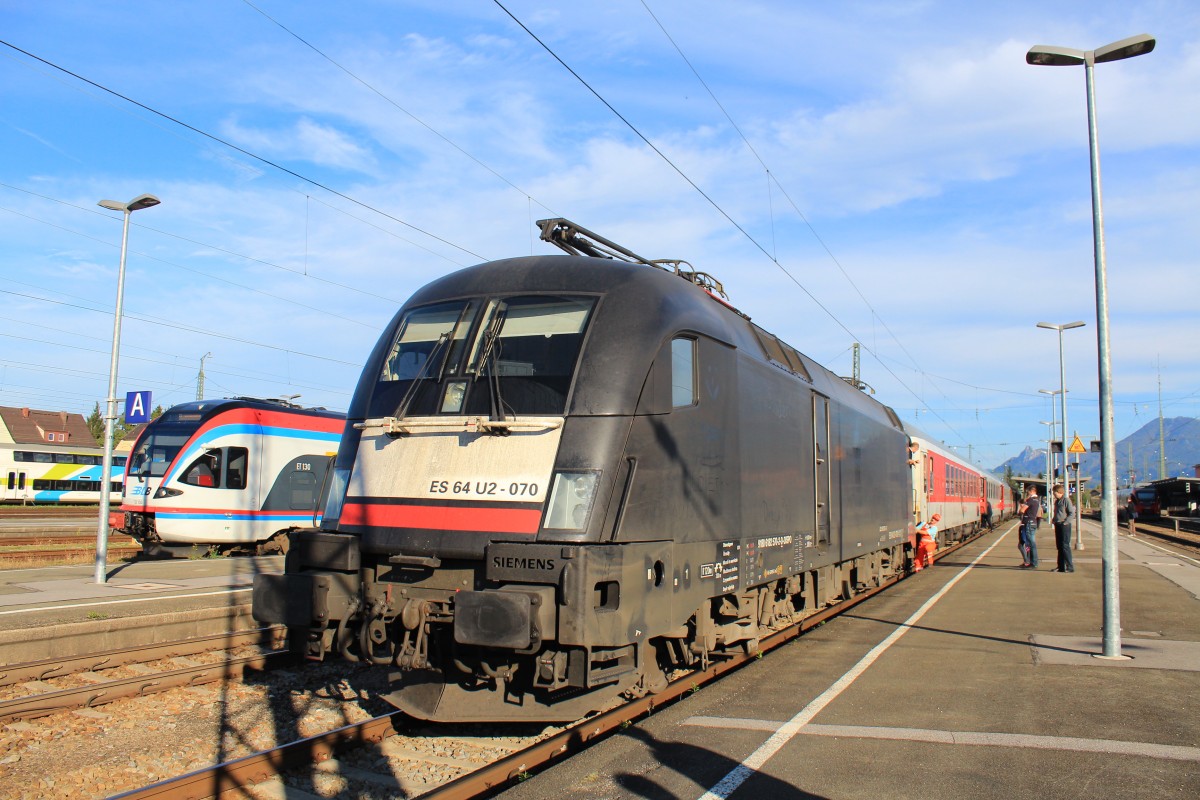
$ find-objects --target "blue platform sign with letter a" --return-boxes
[125,391,152,424]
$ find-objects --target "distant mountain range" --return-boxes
[994,417,1200,488]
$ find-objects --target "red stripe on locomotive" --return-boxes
[341,501,542,534]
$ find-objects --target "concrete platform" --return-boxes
[0,555,283,663]
[493,519,1200,800]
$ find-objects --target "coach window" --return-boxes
[225,448,248,490]
[671,337,696,407]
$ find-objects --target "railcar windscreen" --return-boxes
[127,422,196,478]
[369,295,595,419]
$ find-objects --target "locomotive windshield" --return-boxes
[369,294,595,419]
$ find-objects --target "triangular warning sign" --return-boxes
[1068,435,1087,454]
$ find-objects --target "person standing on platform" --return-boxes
[914,513,940,571]
[1052,484,1075,572]
[1018,487,1041,568]
[979,496,994,531]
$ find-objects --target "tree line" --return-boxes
[85,402,164,446]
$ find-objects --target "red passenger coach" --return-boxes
[904,426,1010,543]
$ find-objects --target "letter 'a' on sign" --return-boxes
[1068,436,1087,454]
[125,391,152,424]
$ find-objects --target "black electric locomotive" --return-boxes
[254,220,920,722]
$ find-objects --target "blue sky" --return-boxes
[1,1,1197,471]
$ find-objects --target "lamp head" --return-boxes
[98,194,161,213]
[1027,45,1085,66]
[1037,320,1087,331]
[1094,34,1155,63]
[1027,34,1154,67]
[128,194,160,212]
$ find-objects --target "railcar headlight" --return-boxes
[153,487,184,499]
[544,471,599,531]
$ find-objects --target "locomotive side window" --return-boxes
[671,337,696,407]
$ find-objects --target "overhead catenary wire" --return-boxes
[0,288,361,368]
[493,0,967,447]
[0,180,458,304]
[241,0,563,223]
[638,0,959,405]
[0,37,488,263]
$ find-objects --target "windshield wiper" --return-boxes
[474,309,511,428]
[434,303,474,385]
[394,332,450,419]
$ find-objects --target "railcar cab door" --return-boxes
[813,394,832,546]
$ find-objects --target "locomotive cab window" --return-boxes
[369,295,596,418]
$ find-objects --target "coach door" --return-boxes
[4,470,28,502]
[813,394,832,545]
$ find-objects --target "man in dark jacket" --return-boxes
[1052,484,1075,572]
[1018,487,1041,568]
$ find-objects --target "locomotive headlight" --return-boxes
[544,471,599,531]
[441,381,467,414]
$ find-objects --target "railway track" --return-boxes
[0,544,142,564]
[106,527,995,800]
[1130,518,1200,553]
[0,506,96,518]
[0,534,135,547]
[0,627,288,721]
[0,530,141,564]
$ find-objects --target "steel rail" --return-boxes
[0,626,285,687]
[0,507,97,518]
[0,545,141,563]
[0,649,291,722]
[1128,521,1200,553]
[0,535,136,547]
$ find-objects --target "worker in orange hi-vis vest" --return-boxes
[914,513,941,571]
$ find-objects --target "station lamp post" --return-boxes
[1039,389,1062,503]
[1038,321,1086,548]
[1038,418,1055,510]
[1027,33,1155,659]
[95,193,160,584]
